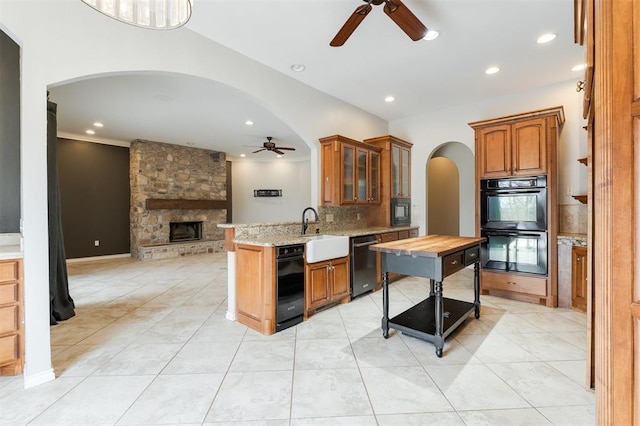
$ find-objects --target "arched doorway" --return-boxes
[425,142,475,237]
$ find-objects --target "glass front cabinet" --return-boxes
[320,135,382,206]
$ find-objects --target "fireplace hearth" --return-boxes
[169,221,203,243]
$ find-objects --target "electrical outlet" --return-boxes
[566,186,573,196]
[94,240,100,247]
[326,214,334,223]
[249,228,259,235]
[357,213,360,220]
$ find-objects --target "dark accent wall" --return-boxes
[0,30,21,233]
[57,138,130,258]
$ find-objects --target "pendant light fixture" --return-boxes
[80,0,193,30]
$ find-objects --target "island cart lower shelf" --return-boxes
[370,235,485,357]
[386,296,475,343]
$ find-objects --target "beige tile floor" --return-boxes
[0,252,595,425]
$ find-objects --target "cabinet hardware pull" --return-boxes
[451,260,458,265]
[469,253,477,258]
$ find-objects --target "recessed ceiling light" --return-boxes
[240,154,246,158]
[572,63,587,72]
[485,66,500,75]
[93,122,103,127]
[423,29,439,41]
[245,120,254,126]
[384,96,395,103]
[290,64,306,72]
[85,129,95,135]
[537,33,557,44]
[277,154,283,158]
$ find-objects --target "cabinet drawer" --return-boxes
[464,247,480,265]
[443,251,465,276]
[0,334,18,366]
[380,232,399,243]
[0,283,18,305]
[482,271,547,296]
[0,306,18,334]
[0,261,19,283]
[409,229,419,238]
[398,230,409,240]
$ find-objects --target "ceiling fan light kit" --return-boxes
[331,0,428,47]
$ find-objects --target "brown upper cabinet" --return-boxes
[472,117,550,179]
[320,135,382,206]
[365,135,412,199]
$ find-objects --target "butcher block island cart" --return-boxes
[370,235,485,357]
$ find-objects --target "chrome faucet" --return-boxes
[301,207,319,235]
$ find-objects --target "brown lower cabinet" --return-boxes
[481,269,550,305]
[571,246,588,311]
[0,258,23,375]
[235,244,276,335]
[305,256,350,318]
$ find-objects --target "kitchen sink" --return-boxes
[305,234,349,263]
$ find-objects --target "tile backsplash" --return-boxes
[559,203,588,234]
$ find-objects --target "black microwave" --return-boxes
[391,198,411,226]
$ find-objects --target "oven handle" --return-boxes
[482,188,545,195]
[484,231,544,238]
[353,240,380,248]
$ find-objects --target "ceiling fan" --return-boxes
[331,0,427,47]
[249,137,296,155]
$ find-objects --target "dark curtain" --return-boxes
[48,100,75,325]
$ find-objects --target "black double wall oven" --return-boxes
[480,175,548,275]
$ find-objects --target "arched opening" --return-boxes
[425,142,475,237]
[428,157,459,235]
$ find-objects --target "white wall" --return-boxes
[232,159,311,223]
[0,0,387,387]
[390,80,586,238]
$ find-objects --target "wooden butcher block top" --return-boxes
[369,235,485,258]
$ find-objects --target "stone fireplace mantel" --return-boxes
[145,199,228,210]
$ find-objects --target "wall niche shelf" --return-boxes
[572,195,588,204]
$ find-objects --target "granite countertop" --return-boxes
[233,225,419,247]
[557,233,587,246]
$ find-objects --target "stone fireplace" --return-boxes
[129,139,227,260]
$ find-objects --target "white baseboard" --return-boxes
[66,253,131,263]
[23,368,55,389]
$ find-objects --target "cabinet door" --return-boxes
[356,147,369,203]
[401,147,410,197]
[571,246,588,311]
[477,125,511,178]
[392,145,401,197]
[330,258,350,300]
[321,142,336,206]
[341,144,356,203]
[512,118,547,176]
[369,151,380,203]
[236,245,269,325]
[306,262,330,310]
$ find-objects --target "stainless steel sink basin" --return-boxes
[305,234,349,263]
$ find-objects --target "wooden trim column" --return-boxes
[592,0,636,423]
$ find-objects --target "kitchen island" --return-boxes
[370,235,485,357]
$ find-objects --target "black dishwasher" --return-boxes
[350,235,380,298]
[275,244,305,332]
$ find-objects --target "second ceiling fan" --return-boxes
[251,137,296,155]
[331,0,428,47]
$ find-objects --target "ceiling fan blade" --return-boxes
[252,148,266,153]
[383,0,427,41]
[273,149,285,155]
[276,147,296,151]
[330,4,372,47]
